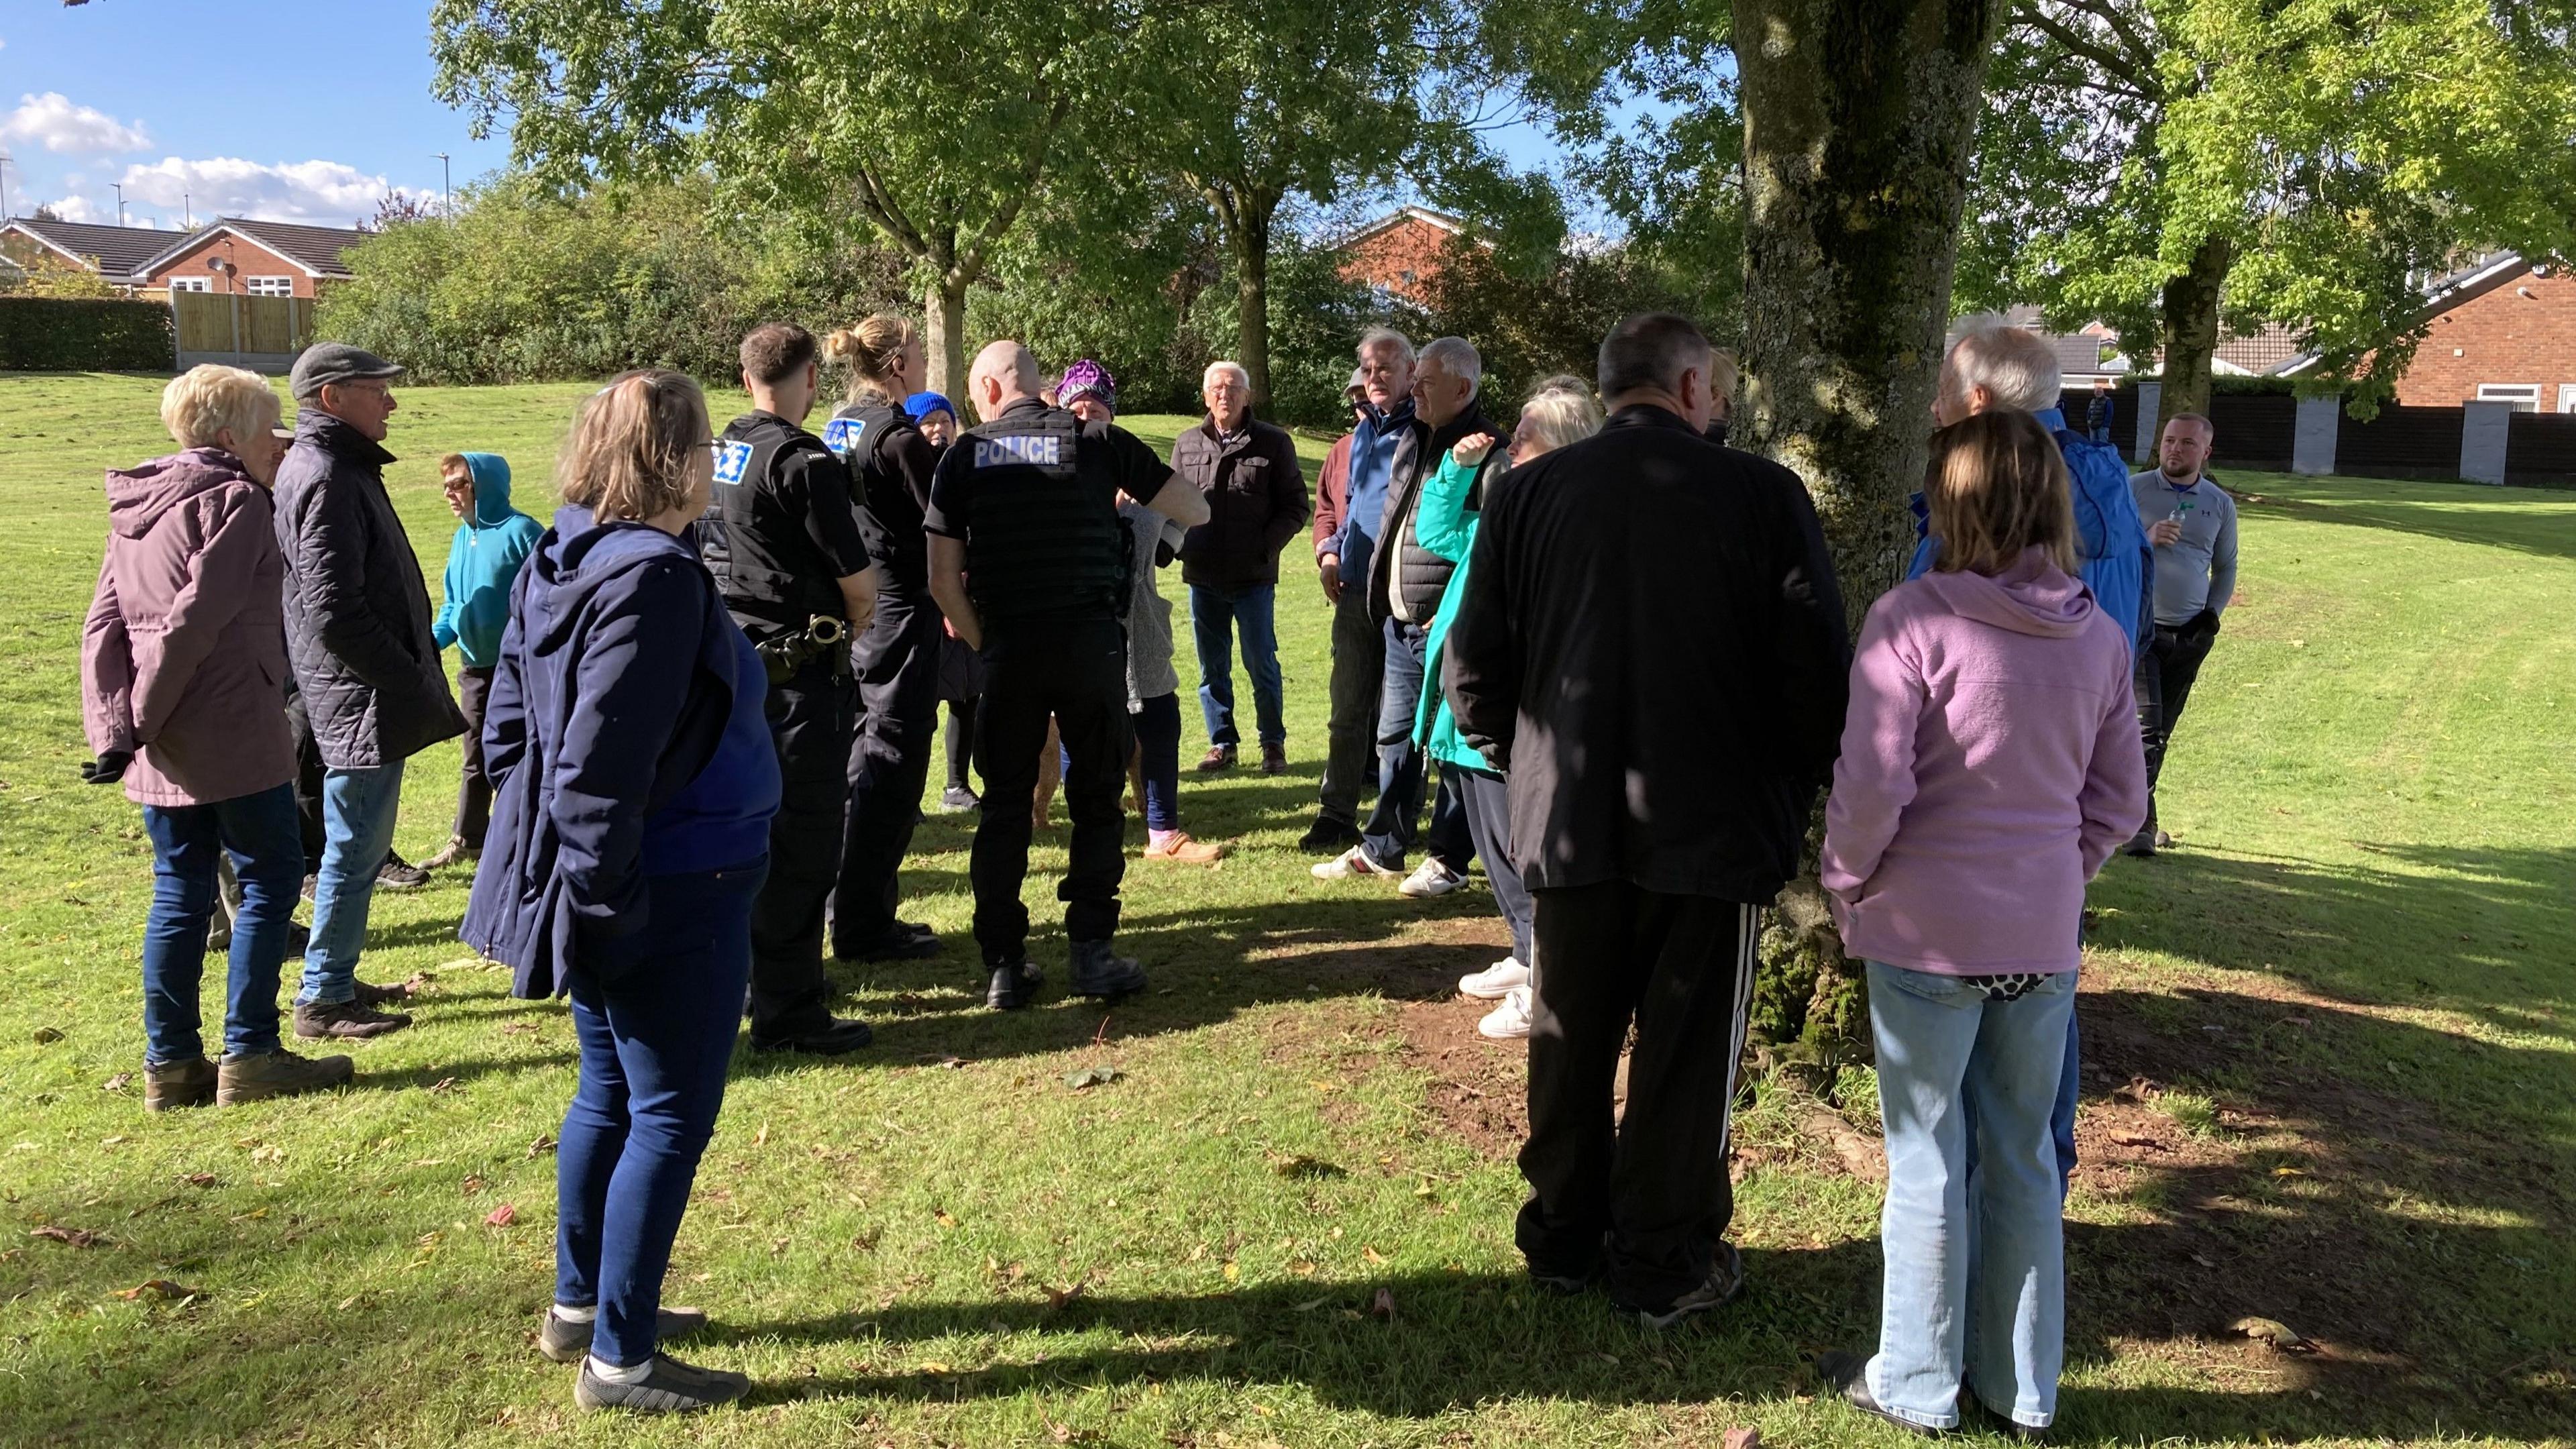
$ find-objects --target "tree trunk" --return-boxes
[1733,0,2001,1054]
[1233,199,1275,411]
[924,276,970,400]
[2155,233,2232,429]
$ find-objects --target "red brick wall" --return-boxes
[137,231,319,298]
[1339,216,1458,304]
[2394,268,2576,412]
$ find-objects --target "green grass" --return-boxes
[1,372,2571,1446]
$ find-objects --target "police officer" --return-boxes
[698,323,878,1054]
[924,342,1212,1009]
[819,315,946,963]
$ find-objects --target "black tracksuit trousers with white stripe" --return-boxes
[1517,881,1759,1310]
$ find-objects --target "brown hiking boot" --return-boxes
[352,977,412,1007]
[1195,744,1237,772]
[1260,743,1287,775]
[294,999,412,1040]
[144,1057,217,1112]
[217,1049,354,1105]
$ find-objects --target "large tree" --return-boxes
[1960,0,2576,423]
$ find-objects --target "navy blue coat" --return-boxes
[460,507,755,999]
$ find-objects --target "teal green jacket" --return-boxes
[1413,450,1497,774]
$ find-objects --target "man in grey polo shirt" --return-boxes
[2127,411,2239,857]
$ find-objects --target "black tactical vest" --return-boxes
[700,412,847,631]
[824,396,928,592]
[955,404,1128,625]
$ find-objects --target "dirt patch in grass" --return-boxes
[1396,993,1536,1161]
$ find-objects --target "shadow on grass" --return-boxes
[2237,487,2576,564]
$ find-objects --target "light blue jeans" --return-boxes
[298,760,406,1007]
[1866,960,2074,1432]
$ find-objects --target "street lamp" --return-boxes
[112,181,125,227]
[435,152,452,221]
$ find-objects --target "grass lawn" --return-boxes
[1,372,2569,1446]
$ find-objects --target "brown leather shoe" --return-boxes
[1260,743,1288,775]
[293,999,412,1040]
[352,977,411,1007]
[217,1048,354,1105]
[144,1057,217,1112]
[1143,831,1227,864]
[1195,745,1236,772]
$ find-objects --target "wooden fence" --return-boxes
[171,291,317,373]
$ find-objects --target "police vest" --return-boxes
[823,397,928,590]
[700,413,849,631]
[956,406,1130,624]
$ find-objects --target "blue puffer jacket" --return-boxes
[431,452,545,668]
[1910,409,2152,651]
[460,506,780,999]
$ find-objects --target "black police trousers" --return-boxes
[969,616,1132,966]
[748,661,855,1037]
[831,591,944,954]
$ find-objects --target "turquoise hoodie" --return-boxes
[1413,449,1497,774]
[432,452,544,669]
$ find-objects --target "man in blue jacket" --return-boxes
[424,451,543,873]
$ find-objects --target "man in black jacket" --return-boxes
[1444,313,1851,1327]
[274,343,466,1040]
[1175,360,1307,775]
[1309,336,1497,897]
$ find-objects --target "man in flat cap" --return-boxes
[273,343,464,1040]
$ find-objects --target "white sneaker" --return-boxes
[1458,957,1531,1000]
[1311,845,1396,881]
[1478,987,1533,1040]
[1399,859,1467,898]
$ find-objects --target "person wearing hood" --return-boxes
[273,343,466,1041]
[423,451,544,873]
[80,365,356,1111]
[460,371,780,1415]
[1813,411,2146,1439]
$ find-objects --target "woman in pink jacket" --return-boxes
[1815,411,2147,1437]
[82,366,354,1112]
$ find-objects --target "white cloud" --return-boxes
[115,156,395,226]
[1,92,150,155]
[42,195,105,223]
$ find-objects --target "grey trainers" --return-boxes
[1614,1242,1745,1329]
[574,1353,750,1413]
[293,999,411,1040]
[144,1057,217,1113]
[1067,940,1146,1000]
[216,1049,354,1105]
[377,849,431,890]
[538,1305,710,1364]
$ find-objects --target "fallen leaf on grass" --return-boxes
[934,1210,957,1228]
[1270,1154,1344,1180]
[1044,1281,1086,1310]
[1063,1066,1123,1089]
[1291,1295,1332,1313]
[1371,1287,1396,1320]
[484,1203,518,1228]
[402,972,434,994]
[31,1226,103,1248]
[500,1022,539,1036]
[918,1361,953,1376]
[527,1134,556,1159]
[2272,1166,2308,1178]
[102,1073,133,1094]
[181,1173,217,1189]
[1362,1245,1387,1265]
[100,1135,129,1147]
[112,1279,200,1301]
[920,1054,967,1070]
[1723,1430,1763,1449]
[460,1175,486,1195]
[424,1077,459,1095]
[31,1027,64,1044]
[2110,1134,2167,1149]
[851,1227,883,1251]
[2231,1316,2314,1352]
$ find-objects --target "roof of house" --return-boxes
[2212,323,2310,377]
[133,217,369,281]
[1,217,190,280]
[1334,205,1469,250]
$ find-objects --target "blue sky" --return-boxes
[0,1,1585,233]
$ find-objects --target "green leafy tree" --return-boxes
[1962,0,2576,421]
[1415,234,1705,404]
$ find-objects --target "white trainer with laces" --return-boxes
[1399,858,1466,898]
[1478,986,1533,1040]
[1458,957,1530,1000]
[1310,845,1396,881]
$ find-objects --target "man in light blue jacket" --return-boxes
[424,451,543,871]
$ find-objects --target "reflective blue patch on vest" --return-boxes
[714,438,754,487]
[973,434,1063,468]
[822,417,866,460]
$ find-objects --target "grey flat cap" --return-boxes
[290,342,404,400]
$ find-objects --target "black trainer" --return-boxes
[2121,826,2158,858]
[1297,816,1361,854]
[747,1016,873,1054]
[1817,1349,1939,1436]
[1068,940,1147,1000]
[1612,1242,1744,1328]
[986,959,1042,1011]
[377,850,431,890]
[837,921,941,963]
[941,786,981,812]
[538,1304,710,1364]
[573,1352,749,1413]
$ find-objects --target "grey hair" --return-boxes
[1417,335,1483,393]
[1203,359,1252,390]
[160,364,281,451]
[1947,313,2062,411]
[1356,327,1415,369]
[1517,376,1603,455]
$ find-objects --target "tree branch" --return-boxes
[2012,3,2157,99]
[955,89,1069,287]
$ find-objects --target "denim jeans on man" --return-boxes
[139,783,303,1063]
[1189,582,1284,749]
[1360,618,1471,871]
[1866,961,2075,1433]
[298,760,407,1007]
[557,857,765,1368]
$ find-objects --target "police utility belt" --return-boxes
[753,614,852,684]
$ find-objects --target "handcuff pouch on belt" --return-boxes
[753,614,851,684]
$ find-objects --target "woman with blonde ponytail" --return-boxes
[816,315,953,963]
[461,369,783,1414]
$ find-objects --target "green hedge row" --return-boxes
[0,297,172,372]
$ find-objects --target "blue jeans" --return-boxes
[556,857,765,1368]
[298,761,406,1006]
[1134,692,1183,832]
[1360,618,1471,872]
[1189,582,1284,748]
[138,784,303,1063]
[1866,961,2074,1432]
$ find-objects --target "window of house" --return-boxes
[168,276,212,293]
[246,276,294,297]
[2475,383,2540,412]
[2558,384,2575,415]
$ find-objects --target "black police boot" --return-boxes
[985,959,1043,1011]
[1068,940,1147,1000]
[1297,815,1361,854]
[748,1014,874,1055]
[837,920,941,963]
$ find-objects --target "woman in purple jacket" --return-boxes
[1815,411,2147,1438]
[80,366,355,1111]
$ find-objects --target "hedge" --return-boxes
[0,297,172,372]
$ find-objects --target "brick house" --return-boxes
[1336,205,1475,305]
[2390,254,2575,413]
[0,216,183,286]
[131,219,366,299]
